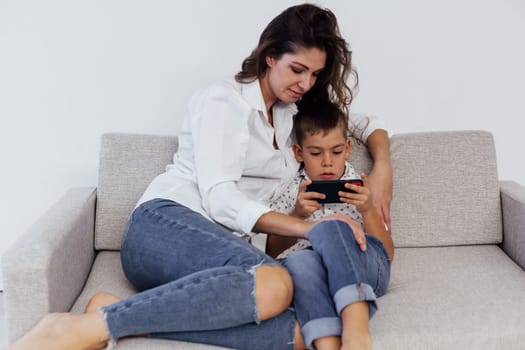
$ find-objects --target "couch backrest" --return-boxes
[389,130,502,247]
[95,133,178,250]
[95,130,502,250]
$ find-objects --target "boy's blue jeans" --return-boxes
[283,222,391,348]
[101,198,390,349]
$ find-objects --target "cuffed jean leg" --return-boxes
[308,220,391,318]
[102,199,292,349]
[283,250,341,349]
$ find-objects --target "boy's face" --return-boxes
[293,127,351,181]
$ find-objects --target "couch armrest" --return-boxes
[1,187,97,344]
[500,181,525,271]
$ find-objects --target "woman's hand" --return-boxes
[291,179,323,218]
[364,129,393,231]
[315,213,367,252]
[367,160,393,231]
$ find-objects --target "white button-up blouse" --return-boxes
[137,78,385,237]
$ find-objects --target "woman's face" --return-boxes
[262,47,326,107]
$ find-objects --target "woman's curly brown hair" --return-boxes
[235,4,358,116]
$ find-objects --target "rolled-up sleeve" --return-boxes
[206,182,271,235]
[190,86,271,235]
[349,113,389,142]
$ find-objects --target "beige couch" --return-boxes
[3,130,525,349]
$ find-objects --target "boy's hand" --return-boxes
[338,173,374,214]
[291,179,323,218]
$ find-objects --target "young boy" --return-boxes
[270,100,393,350]
[270,100,388,260]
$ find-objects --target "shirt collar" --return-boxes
[240,79,267,114]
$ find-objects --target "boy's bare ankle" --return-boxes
[313,335,341,350]
[340,301,372,350]
[341,331,372,350]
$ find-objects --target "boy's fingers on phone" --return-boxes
[345,184,362,194]
[360,173,369,186]
[304,198,321,208]
[298,179,312,192]
[339,190,358,200]
[304,191,325,201]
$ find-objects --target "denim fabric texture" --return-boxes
[102,198,295,350]
[283,220,391,348]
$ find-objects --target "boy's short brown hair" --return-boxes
[293,100,349,146]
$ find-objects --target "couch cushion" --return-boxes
[372,245,525,349]
[96,133,178,250]
[390,131,502,247]
[72,247,525,350]
[348,136,373,175]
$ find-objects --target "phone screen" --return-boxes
[305,179,363,203]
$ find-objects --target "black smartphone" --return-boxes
[305,179,363,203]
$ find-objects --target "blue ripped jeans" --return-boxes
[283,221,391,349]
[102,198,296,350]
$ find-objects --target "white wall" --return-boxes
[1,0,524,288]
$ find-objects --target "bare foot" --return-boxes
[84,292,120,313]
[10,311,109,350]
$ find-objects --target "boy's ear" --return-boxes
[292,144,304,162]
[344,139,351,160]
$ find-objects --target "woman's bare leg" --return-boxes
[254,265,293,320]
[84,292,120,313]
[340,301,372,350]
[85,292,153,340]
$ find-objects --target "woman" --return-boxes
[11,4,392,350]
